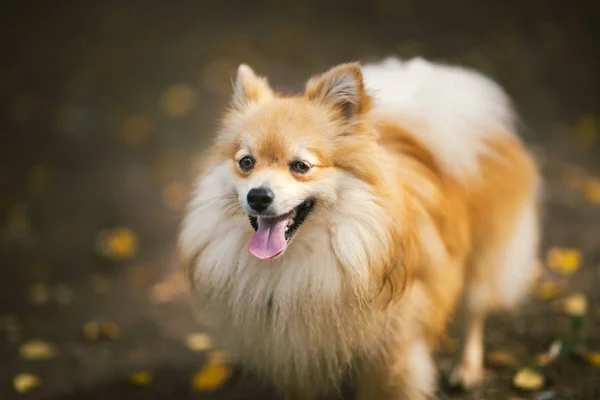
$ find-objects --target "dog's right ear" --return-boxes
[232,64,274,109]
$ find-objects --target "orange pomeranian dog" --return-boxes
[178,57,541,399]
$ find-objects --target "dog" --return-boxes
[178,57,541,399]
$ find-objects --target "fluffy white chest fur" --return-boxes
[181,162,394,390]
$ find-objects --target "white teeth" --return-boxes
[287,218,295,227]
[285,227,289,232]
[291,209,297,218]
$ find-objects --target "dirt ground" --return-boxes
[1,1,599,399]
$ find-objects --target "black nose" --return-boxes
[247,187,274,213]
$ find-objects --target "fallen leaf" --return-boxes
[13,373,40,393]
[513,368,545,391]
[19,340,57,360]
[185,333,213,352]
[192,358,231,391]
[95,227,138,261]
[83,321,120,341]
[535,353,551,367]
[584,178,600,204]
[546,247,581,275]
[560,293,588,317]
[536,281,566,300]
[101,322,120,340]
[486,350,518,367]
[82,321,100,341]
[585,351,600,367]
[129,370,153,386]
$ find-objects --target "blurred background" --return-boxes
[1,0,599,399]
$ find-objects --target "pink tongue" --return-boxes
[248,215,290,260]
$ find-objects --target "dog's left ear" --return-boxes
[232,64,274,109]
[305,62,370,121]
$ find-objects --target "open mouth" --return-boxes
[247,199,315,260]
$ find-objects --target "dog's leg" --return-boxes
[449,311,485,389]
[451,198,539,389]
[355,339,437,400]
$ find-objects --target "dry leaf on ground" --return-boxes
[13,374,40,393]
[584,178,600,204]
[536,281,566,300]
[19,340,57,360]
[95,227,138,261]
[546,247,581,275]
[513,368,545,391]
[130,370,153,386]
[559,293,588,317]
[185,333,213,352]
[192,358,231,391]
[585,351,600,367]
[486,350,518,367]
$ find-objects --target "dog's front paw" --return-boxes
[448,362,484,391]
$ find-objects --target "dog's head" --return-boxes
[212,63,380,260]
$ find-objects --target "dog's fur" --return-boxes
[179,57,541,399]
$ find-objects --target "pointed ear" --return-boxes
[232,64,274,108]
[305,63,369,120]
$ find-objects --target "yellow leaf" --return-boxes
[535,353,551,367]
[586,352,600,367]
[536,281,566,300]
[82,321,100,341]
[513,368,545,391]
[560,293,588,317]
[486,350,518,367]
[185,333,213,352]
[101,322,120,340]
[584,178,600,204]
[130,371,153,386]
[546,247,581,275]
[13,373,40,393]
[96,228,138,261]
[19,340,57,360]
[192,358,231,391]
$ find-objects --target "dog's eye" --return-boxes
[290,161,311,174]
[238,156,255,171]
